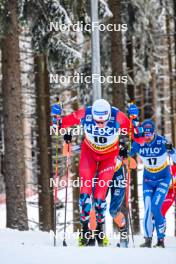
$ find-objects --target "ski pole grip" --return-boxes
[63,133,72,143]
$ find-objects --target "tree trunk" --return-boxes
[1,0,28,230]
[109,0,125,109]
[166,13,176,146]
[151,70,157,124]
[34,54,53,231]
[173,0,176,237]
[126,34,140,234]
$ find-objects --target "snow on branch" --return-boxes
[52,0,72,25]
[99,0,113,18]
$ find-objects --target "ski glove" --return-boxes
[165,143,175,154]
[51,103,62,127]
[63,133,72,143]
[127,104,139,118]
[119,147,128,159]
[51,103,62,116]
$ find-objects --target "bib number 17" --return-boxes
[147,158,157,166]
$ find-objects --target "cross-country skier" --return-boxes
[51,99,144,246]
[130,119,176,248]
[107,139,136,248]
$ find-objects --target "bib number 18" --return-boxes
[94,136,107,144]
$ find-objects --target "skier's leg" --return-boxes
[143,181,154,238]
[94,151,117,246]
[109,167,125,220]
[79,143,97,246]
[94,152,117,223]
[151,175,170,241]
[109,167,128,247]
[79,142,97,224]
[161,188,174,217]
[140,179,154,247]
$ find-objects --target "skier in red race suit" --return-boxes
[161,165,176,216]
[51,99,144,246]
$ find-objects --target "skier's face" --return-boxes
[144,132,155,143]
[95,120,107,128]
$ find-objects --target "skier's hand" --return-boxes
[51,103,62,127]
[165,143,175,154]
[51,103,62,116]
[127,104,139,118]
[52,115,62,127]
[63,133,72,143]
[119,146,128,159]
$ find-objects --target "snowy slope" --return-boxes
[0,229,175,264]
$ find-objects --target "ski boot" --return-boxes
[114,212,129,248]
[140,237,152,248]
[87,231,96,246]
[78,223,91,247]
[117,227,129,248]
[153,238,165,248]
[95,222,109,247]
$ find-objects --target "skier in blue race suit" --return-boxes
[108,139,137,248]
[109,157,129,248]
[130,119,176,248]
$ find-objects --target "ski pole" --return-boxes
[125,158,135,247]
[51,100,62,247]
[53,124,59,247]
[63,134,72,247]
[126,103,135,247]
[126,118,132,206]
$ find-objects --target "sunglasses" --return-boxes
[144,132,153,137]
[95,121,105,125]
[95,120,108,125]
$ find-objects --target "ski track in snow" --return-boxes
[0,229,175,264]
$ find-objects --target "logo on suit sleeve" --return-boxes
[86,115,92,121]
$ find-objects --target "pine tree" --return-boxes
[34,54,53,231]
[1,0,28,230]
[126,2,140,234]
[109,0,125,109]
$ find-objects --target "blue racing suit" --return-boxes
[108,158,129,246]
[109,159,126,218]
[130,134,176,239]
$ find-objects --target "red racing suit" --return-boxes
[62,106,144,223]
[161,165,176,216]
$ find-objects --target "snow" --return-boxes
[99,0,113,18]
[0,162,175,264]
[0,229,175,264]
[0,176,175,264]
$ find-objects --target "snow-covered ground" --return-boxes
[0,166,175,263]
[0,229,175,264]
